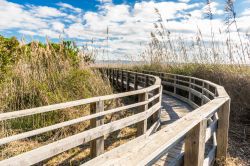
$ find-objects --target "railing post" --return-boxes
[145,76,149,87]
[184,119,207,166]
[121,71,124,91]
[201,82,205,105]
[109,68,112,81]
[137,91,148,136]
[174,75,177,94]
[116,70,119,85]
[134,74,138,90]
[152,87,161,123]
[188,78,192,100]
[216,99,230,161]
[90,100,104,157]
[126,72,130,91]
[112,69,115,85]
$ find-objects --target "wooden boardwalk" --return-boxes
[154,95,193,166]
[0,68,230,166]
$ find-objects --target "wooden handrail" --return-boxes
[0,68,230,166]
[0,68,162,165]
[83,69,230,166]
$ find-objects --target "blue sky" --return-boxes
[0,0,250,60]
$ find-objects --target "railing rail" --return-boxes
[84,69,230,166]
[0,68,230,166]
[0,68,162,165]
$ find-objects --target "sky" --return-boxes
[0,0,250,60]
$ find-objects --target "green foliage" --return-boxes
[0,36,20,74]
[0,35,112,135]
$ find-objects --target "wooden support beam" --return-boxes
[90,101,104,157]
[151,87,160,123]
[174,75,177,94]
[116,70,119,85]
[121,71,124,90]
[188,78,192,100]
[145,76,149,87]
[109,68,112,81]
[126,72,130,91]
[184,119,207,166]
[201,82,205,105]
[137,92,148,136]
[112,69,115,85]
[216,99,230,161]
[134,74,138,90]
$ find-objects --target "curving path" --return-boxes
[0,68,230,166]
[155,94,193,166]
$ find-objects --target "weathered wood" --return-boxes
[112,69,115,85]
[85,98,227,166]
[0,84,160,121]
[134,73,138,90]
[90,101,104,157]
[145,75,149,87]
[126,72,130,91]
[0,68,230,166]
[0,101,149,145]
[203,146,216,166]
[151,87,161,123]
[216,99,230,161]
[137,92,148,136]
[205,119,218,142]
[188,78,192,100]
[184,119,207,166]
[0,109,154,165]
[121,70,124,90]
[174,75,177,94]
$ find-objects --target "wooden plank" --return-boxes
[90,101,104,157]
[203,146,216,166]
[83,134,148,166]
[134,73,138,90]
[163,90,199,109]
[205,119,218,142]
[216,99,230,161]
[146,119,161,136]
[0,84,160,121]
[137,92,148,136]
[0,109,154,166]
[121,70,124,90]
[184,119,207,166]
[0,101,151,146]
[84,98,227,166]
[126,72,130,91]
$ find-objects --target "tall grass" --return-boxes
[132,0,250,164]
[0,36,114,163]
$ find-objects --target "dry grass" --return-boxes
[0,39,125,164]
[123,1,250,164]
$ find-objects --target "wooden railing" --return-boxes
[0,68,162,165]
[84,69,230,166]
[143,70,230,166]
[0,68,230,166]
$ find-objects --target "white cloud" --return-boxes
[0,0,48,30]
[28,5,66,18]
[19,30,37,36]
[52,22,65,32]
[57,2,82,13]
[38,29,61,38]
[178,0,191,3]
[97,0,112,3]
[0,0,248,61]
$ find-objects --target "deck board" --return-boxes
[153,95,193,166]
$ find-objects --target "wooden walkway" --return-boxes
[154,94,193,166]
[0,68,230,166]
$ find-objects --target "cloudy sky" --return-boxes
[0,0,250,60]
